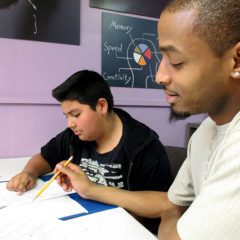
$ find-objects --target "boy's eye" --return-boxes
[72,113,80,118]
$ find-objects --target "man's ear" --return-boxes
[96,98,108,115]
[230,42,240,79]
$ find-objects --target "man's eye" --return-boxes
[171,62,183,69]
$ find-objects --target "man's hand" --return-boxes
[54,162,96,198]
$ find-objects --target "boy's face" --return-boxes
[156,9,233,122]
[61,100,103,141]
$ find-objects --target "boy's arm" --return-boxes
[21,153,52,178]
[7,153,51,193]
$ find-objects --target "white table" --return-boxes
[0,157,157,240]
[0,156,30,182]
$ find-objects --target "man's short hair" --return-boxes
[52,70,114,112]
[162,0,240,57]
[0,0,17,9]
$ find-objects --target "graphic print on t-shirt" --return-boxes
[80,158,124,188]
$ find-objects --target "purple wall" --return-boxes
[0,1,205,158]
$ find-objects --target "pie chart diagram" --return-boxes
[133,43,152,66]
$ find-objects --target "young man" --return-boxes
[53,0,240,239]
[155,0,240,239]
[7,69,172,232]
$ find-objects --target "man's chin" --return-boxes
[169,108,191,123]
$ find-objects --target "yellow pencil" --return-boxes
[33,156,73,201]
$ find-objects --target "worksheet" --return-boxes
[0,180,88,219]
[0,206,87,240]
[0,179,75,207]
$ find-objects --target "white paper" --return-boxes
[28,195,88,219]
[68,207,157,240]
[0,206,87,240]
[0,179,75,208]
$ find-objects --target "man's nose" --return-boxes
[155,59,171,86]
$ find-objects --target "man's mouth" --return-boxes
[164,89,180,104]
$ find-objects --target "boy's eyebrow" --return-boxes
[63,109,79,116]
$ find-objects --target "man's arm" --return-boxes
[7,153,51,193]
[87,185,174,218]
[158,205,187,240]
[55,162,175,217]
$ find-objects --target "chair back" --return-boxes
[165,146,187,179]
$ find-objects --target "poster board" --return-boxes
[0,0,80,45]
[102,13,162,89]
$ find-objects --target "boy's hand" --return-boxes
[6,172,36,194]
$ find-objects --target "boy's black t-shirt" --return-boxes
[41,108,172,191]
[79,139,125,188]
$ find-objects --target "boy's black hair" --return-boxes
[52,70,114,112]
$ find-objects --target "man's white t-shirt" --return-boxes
[168,112,240,239]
